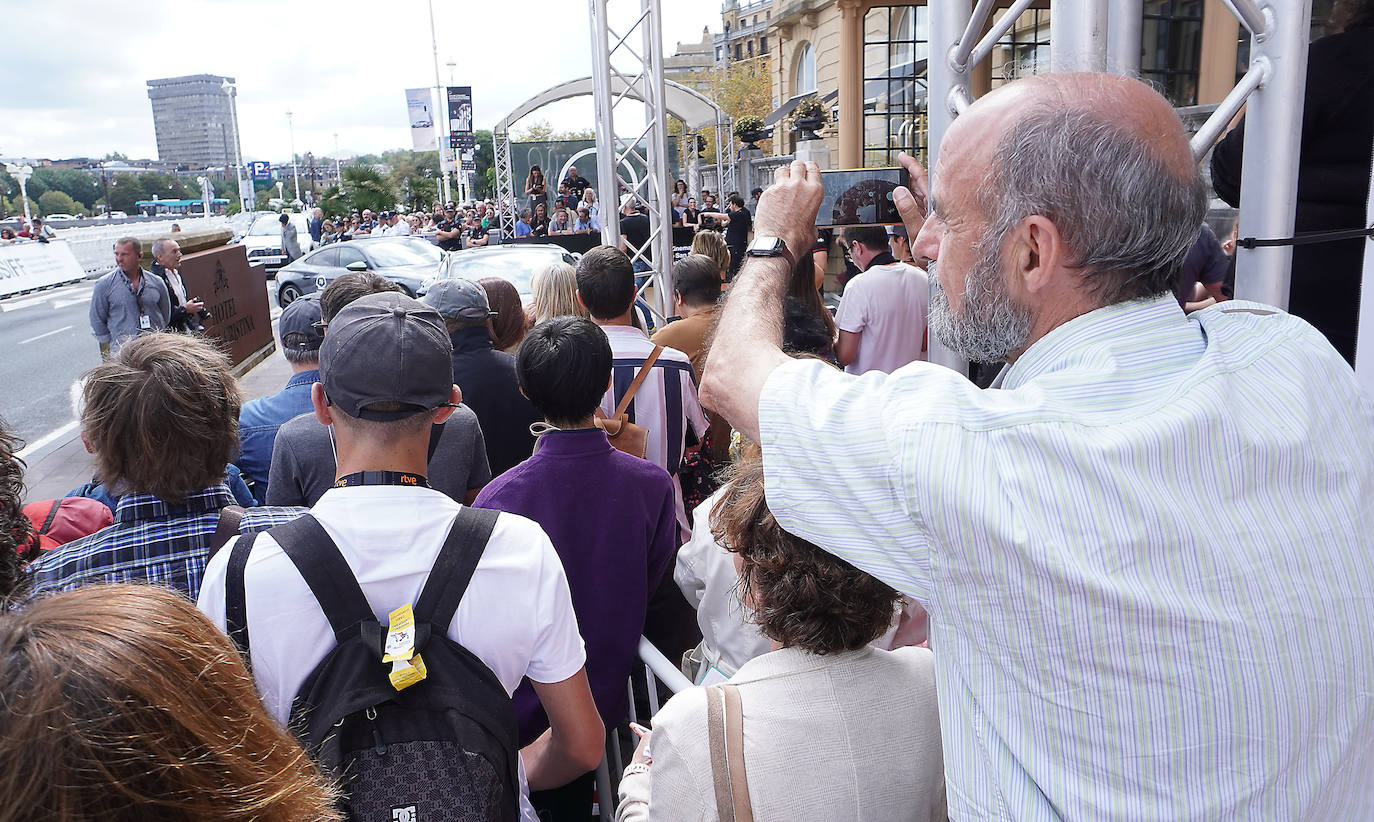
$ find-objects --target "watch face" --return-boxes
[748,237,783,255]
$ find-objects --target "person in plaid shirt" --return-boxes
[29,334,304,600]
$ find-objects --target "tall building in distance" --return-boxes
[146,74,237,169]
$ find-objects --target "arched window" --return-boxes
[794,42,817,95]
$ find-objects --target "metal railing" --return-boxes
[593,637,693,821]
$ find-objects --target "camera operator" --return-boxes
[151,238,209,334]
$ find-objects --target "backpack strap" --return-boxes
[225,530,260,665]
[272,514,378,642]
[413,506,500,632]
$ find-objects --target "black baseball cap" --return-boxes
[319,292,453,421]
[278,295,324,351]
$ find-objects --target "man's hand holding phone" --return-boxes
[752,160,825,265]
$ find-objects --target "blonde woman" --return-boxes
[689,230,731,282]
[529,261,588,326]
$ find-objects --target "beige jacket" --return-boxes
[617,645,945,821]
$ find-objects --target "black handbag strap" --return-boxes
[414,506,500,631]
[225,530,260,666]
[208,505,246,559]
[272,514,377,642]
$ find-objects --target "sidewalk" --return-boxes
[21,346,294,503]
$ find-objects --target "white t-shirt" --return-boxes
[835,260,929,375]
[197,485,586,723]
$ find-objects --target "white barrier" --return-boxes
[55,216,228,274]
[0,240,86,298]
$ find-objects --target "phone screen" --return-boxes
[816,167,911,228]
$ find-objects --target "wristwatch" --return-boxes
[745,236,796,268]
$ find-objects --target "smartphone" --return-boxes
[816,167,911,227]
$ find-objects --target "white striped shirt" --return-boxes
[758,295,1374,820]
[599,324,708,535]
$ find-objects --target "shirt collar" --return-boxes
[1001,294,1196,390]
[112,484,236,524]
[600,323,649,341]
[450,326,494,352]
[533,427,614,457]
[285,369,320,389]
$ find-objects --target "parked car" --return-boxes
[44,214,78,223]
[103,210,129,220]
[274,236,443,307]
[237,212,315,275]
[418,243,578,302]
[224,210,262,242]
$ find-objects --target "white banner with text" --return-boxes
[0,240,85,298]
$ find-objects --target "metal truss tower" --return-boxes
[589,0,676,318]
[926,0,1313,373]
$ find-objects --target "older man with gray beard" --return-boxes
[701,72,1374,819]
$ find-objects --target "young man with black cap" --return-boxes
[422,278,540,477]
[198,292,604,814]
[237,295,325,504]
[266,273,491,506]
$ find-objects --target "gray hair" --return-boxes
[151,237,175,258]
[983,106,1207,306]
[281,344,319,366]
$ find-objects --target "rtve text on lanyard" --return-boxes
[333,471,431,490]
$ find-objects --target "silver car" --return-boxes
[238,212,314,275]
[275,237,443,307]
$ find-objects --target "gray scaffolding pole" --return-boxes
[1228,0,1312,309]
[495,131,516,235]
[589,0,676,319]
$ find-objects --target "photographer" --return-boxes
[151,238,208,334]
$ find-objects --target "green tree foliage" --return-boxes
[687,56,774,162]
[512,119,596,142]
[29,169,101,210]
[37,190,85,217]
[106,173,148,215]
[339,164,396,214]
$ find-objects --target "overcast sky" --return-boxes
[0,0,722,162]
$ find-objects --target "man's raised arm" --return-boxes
[699,161,824,441]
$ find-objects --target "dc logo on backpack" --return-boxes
[392,807,417,822]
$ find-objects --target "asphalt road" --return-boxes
[0,281,102,449]
[0,278,280,452]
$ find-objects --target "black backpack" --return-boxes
[224,508,520,822]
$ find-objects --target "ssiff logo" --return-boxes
[391,806,416,822]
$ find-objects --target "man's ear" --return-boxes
[433,385,462,424]
[1008,215,1066,296]
[575,291,587,310]
[311,382,334,426]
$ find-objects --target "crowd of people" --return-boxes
[1,57,1373,822]
[0,216,57,244]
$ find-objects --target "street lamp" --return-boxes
[275,181,284,206]
[5,163,33,223]
[221,80,251,214]
[286,110,302,206]
[196,175,211,217]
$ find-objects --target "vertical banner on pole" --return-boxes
[447,86,476,202]
[406,88,437,151]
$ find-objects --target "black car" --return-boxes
[275,237,444,307]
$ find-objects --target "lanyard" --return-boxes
[120,270,145,301]
[333,471,430,490]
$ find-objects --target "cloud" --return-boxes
[0,0,722,162]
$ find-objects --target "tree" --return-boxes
[470,129,495,199]
[339,163,396,214]
[31,169,100,211]
[688,56,774,161]
[106,173,148,215]
[37,190,85,217]
[512,119,596,142]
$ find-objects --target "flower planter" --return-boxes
[792,116,825,142]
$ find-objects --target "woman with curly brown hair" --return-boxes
[0,420,32,602]
[616,456,945,821]
[0,584,340,821]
